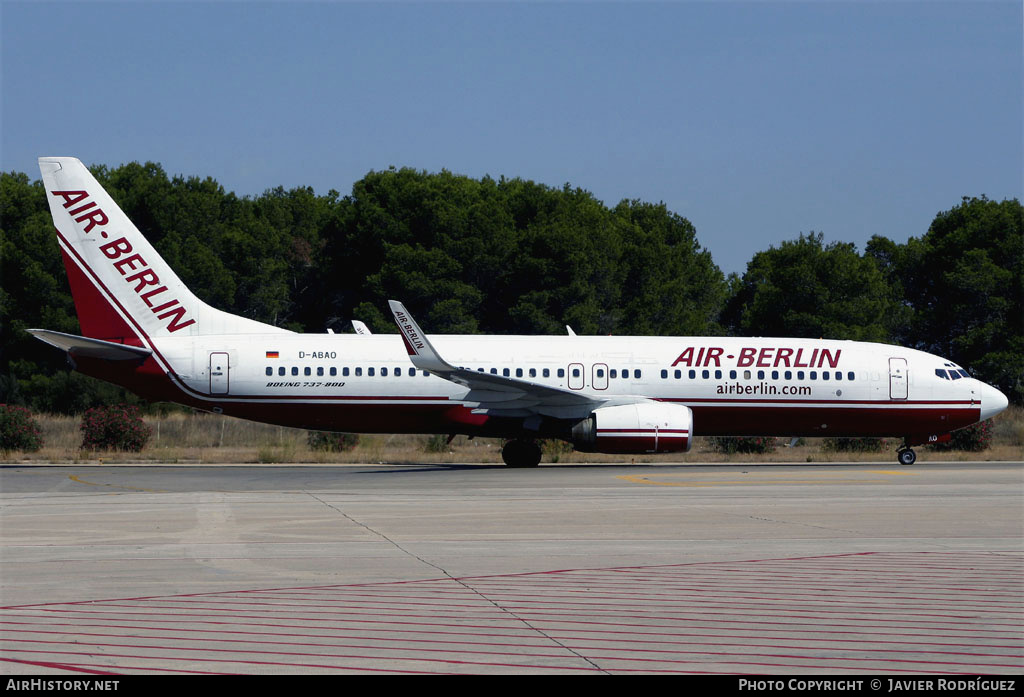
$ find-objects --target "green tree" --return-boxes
[871,197,1023,403]
[724,232,896,341]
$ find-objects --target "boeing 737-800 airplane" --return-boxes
[28,157,1008,466]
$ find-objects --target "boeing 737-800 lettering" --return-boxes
[29,157,1009,467]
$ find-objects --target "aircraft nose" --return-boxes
[979,382,1009,421]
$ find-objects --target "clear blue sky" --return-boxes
[3,1,1020,276]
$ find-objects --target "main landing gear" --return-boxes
[897,446,917,466]
[502,439,542,468]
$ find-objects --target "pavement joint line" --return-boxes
[303,491,610,674]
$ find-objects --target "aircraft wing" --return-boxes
[27,329,153,362]
[388,300,605,419]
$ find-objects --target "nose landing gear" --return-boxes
[897,448,917,466]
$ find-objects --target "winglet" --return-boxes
[387,300,453,373]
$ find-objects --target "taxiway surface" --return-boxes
[1,461,1021,674]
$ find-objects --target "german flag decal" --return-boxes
[266,351,279,358]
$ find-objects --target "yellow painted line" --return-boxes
[616,474,891,487]
[614,470,913,487]
[69,474,168,493]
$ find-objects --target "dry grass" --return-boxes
[4,406,1022,464]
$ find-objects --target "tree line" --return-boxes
[1,162,1020,411]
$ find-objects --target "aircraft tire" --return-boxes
[897,448,917,466]
[502,440,542,468]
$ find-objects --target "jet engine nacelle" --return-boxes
[571,402,693,454]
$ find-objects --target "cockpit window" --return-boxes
[935,369,948,379]
[949,371,961,380]
[958,369,970,378]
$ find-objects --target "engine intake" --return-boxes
[572,402,693,454]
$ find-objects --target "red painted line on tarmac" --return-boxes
[376,590,1020,616]
[207,588,1024,613]
[0,648,459,674]
[4,626,1021,663]
[3,612,1020,647]
[9,601,1024,638]
[0,656,118,674]
[3,551,1019,675]
[25,599,1021,632]
[0,643,597,673]
[297,578,1023,599]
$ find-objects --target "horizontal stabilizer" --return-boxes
[27,329,153,362]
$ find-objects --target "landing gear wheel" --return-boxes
[502,440,542,468]
[897,448,917,466]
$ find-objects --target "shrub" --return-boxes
[307,431,360,452]
[80,405,151,452]
[929,420,993,452]
[822,437,889,453]
[0,404,44,453]
[707,436,777,454]
[540,439,574,463]
[423,434,450,453]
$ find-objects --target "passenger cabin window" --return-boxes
[661,369,668,379]
[558,368,565,378]
[266,367,272,376]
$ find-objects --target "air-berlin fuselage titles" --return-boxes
[672,346,841,369]
[28,157,1008,467]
